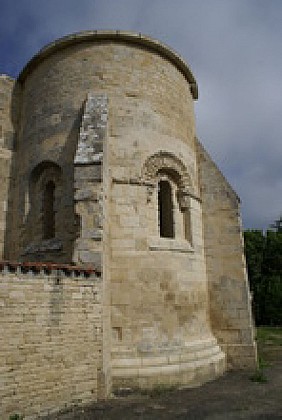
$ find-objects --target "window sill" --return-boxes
[149,237,194,253]
[22,238,63,255]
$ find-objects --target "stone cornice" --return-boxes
[17,30,198,99]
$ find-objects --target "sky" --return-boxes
[0,0,281,230]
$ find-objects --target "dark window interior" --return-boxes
[158,180,174,238]
[43,181,56,239]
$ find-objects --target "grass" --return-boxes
[256,326,282,346]
[250,369,268,383]
[250,326,282,383]
[250,356,269,383]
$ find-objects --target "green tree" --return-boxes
[244,219,282,326]
[261,230,282,325]
[244,230,265,324]
[270,215,282,233]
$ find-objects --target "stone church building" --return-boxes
[0,31,256,417]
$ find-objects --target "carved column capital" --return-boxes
[177,187,191,211]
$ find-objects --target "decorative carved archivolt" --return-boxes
[141,151,196,204]
[142,151,192,187]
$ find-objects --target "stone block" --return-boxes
[78,251,101,269]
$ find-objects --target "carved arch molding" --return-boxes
[141,151,196,209]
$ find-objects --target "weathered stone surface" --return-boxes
[196,141,257,370]
[22,238,63,255]
[0,75,15,259]
[0,30,256,418]
[79,250,101,267]
[74,164,102,181]
[74,93,108,164]
[0,271,103,419]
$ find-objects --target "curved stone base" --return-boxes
[112,338,226,390]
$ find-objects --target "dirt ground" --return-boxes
[45,361,282,420]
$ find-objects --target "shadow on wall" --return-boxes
[4,83,85,263]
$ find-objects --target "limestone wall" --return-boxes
[8,38,188,261]
[0,263,104,418]
[100,37,225,387]
[109,179,225,388]
[1,31,257,401]
[196,141,257,369]
[0,75,16,259]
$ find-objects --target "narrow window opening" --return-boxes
[43,181,56,239]
[158,180,174,238]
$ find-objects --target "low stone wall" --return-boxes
[0,262,103,419]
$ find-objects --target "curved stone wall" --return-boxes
[10,31,225,388]
[12,33,197,261]
[0,75,16,259]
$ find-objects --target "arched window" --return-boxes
[158,180,174,238]
[143,152,194,244]
[43,180,56,239]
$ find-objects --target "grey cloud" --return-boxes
[0,0,281,229]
